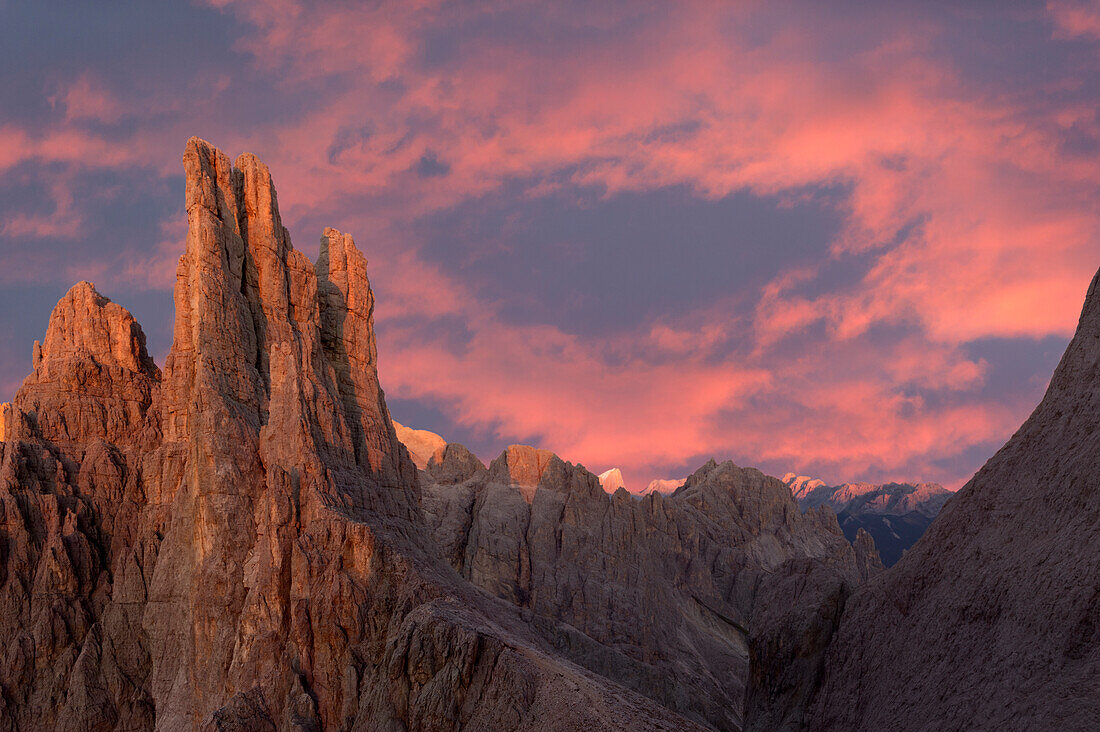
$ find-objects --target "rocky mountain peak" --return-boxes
[598,467,626,492]
[779,473,953,566]
[426,441,487,484]
[489,444,561,489]
[781,474,835,509]
[0,137,893,731]
[642,478,685,496]
[9,280,161,446]
[852,527,882,580]
[419,446,878,730]
[391,420,447,469]
[166,137,414,501]
[3,137,802,732]
[782,473,826,498]
[34,281,158,378]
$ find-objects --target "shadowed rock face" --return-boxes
[418,442,882,730]
[747,266,1100,730]
[0,138,719,732]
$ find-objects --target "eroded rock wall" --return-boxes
[421,445,881,730]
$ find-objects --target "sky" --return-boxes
[1,0,1098,491]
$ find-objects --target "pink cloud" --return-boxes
[52,74,126,124]
[4,1,1097,489]
[116,213,188,291]
[378,313,774,473]
[199,1,1099,343]
[0,178,82,239]
[1048,0,1100,38]
[194,0,1098,487]
[376,293,1009,490]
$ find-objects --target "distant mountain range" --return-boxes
[782,474,953,566]
[596,468,684,497]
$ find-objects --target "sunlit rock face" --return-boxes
[782,474,953,566]
[747,266,1100,730]
[10,280,162,449]
[392,420,447,469]
[419,444,882,730]
[597,467,626,492]
[782,473,828,504]
[0,281,163,731]
[593,469,682,498]
[642,477,685,496]
[0,138,717,732]
[784,475,951,519]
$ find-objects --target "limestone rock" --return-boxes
[391,421,486,485]
[0,285,162,731]
[743,558,850,732]
[641,478,684,496]
[393,420,447,470]
[597,467,626,492]
[781,474,827,504]
[421,446,881,730]
[783,474,951,518]
[426,442,487,485]
[10,281,161,448]
[748,265,1100,730]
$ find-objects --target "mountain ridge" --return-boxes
[780,473,952,566]
[746,264,1100,730]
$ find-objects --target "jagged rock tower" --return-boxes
[146,138,423,728]
[0,138,708,731]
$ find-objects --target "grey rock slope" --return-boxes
[748,266,1100,730]
[416,442,883,730]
